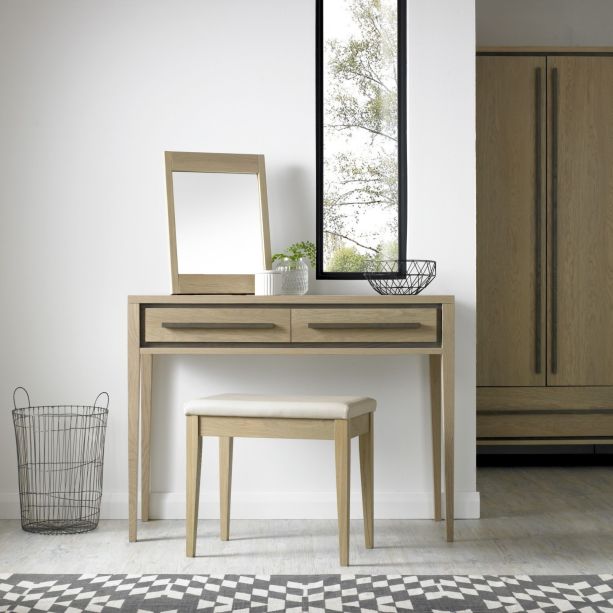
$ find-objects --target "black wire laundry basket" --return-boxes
[11,387,109,534]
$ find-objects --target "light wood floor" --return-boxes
[1,466,613,575]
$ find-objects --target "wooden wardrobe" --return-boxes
[477,49,613,444]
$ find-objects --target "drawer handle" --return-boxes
[307,322,421,330]
[162,322,276,330]
[550,66,559,375]
[534,66,543,375]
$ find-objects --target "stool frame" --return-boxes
[186,412,374,566]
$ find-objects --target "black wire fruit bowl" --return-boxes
[364,259,437,295]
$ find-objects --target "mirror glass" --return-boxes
[173,171,263,274]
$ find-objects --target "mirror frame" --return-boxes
[165,151,271,294]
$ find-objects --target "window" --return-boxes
[316,0,407,278]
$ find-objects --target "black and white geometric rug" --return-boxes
[2,573,613,612]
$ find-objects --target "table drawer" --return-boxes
[291,308,438,343]
[145,308,291,343]
[477,411,613,439]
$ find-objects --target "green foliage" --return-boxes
[326,239,399,273]
[327,246,370,273]
[272,241,316,268]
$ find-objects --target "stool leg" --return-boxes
[186,415,202,557]
[219,436,233,541]
[334,419,350,566]
[359,413,374,549]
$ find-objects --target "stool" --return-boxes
[185,393,376,566]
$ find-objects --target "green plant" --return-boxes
[327,246,370,272]
[272,241,316,268]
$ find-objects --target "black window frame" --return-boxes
[315,0,407,280]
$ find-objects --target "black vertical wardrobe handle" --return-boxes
[551,67,559,375]
[534,66,543,375]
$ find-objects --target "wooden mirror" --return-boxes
[166,151,271,294]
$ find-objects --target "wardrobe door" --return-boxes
[477,56,547,386]
[548,57,613,386]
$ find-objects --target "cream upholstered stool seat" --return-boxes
[185,393,376,566]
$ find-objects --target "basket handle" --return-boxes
[13,387,31,409]
[94,392,110,409]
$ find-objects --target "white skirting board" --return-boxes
[0,491,480,520]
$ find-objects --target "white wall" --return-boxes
[0,0,477,520]
[477,0,613,46]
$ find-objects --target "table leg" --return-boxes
[429,354,442,521]
[128,303,141,542]
[442,303,455,542]
[140,353,153,522]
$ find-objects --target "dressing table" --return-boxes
[127,293,455,542]
[128,151,455,545]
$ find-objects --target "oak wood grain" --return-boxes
[142,346,442,356]
[478,412,613,439]
[478,386,613,412]
[442,303,455,542]
[334,419,350,566]
[186,413,371,565]
[219,436,233,542]
[477,55,547,386]
[292,308,438,344]
[128,293,455,543]
[349,413,370,438]
[429,354,442,521]
[145,307,291,343]
[186,415,202,557]
[478,438,613,445]
[176,274,255,295]
[167,151,261,174]
[128,303,141,542]
[359,413,374,549]
[129,294,455,305]
[547,56,613,386]
[478,46,613,54]
[165,151,269,295]
[140,353,152,522]
[200,416,335,440]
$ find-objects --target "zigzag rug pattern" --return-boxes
[1,573,613,612]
